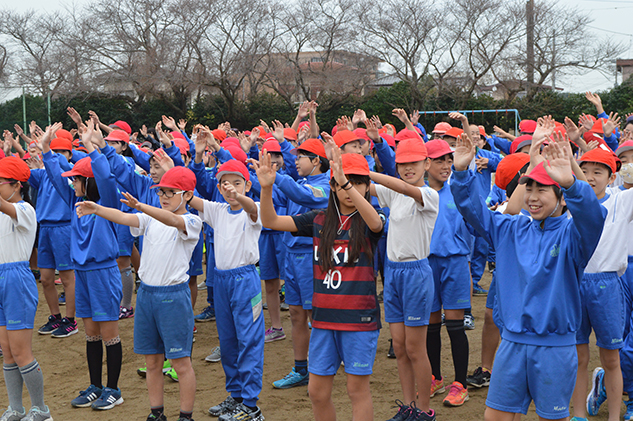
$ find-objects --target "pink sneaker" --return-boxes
[430,375,445,397]
[119,306,134,319]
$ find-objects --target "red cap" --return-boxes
[495,153,530,189]
[395,138,428,163]
[583,131,607,148]
[253,126,267,138]
[0,149,5,159]
[111,120,131,135]
[442,127,464,139]
[425,139,453,159]
[591,119,606,135]
[104,130,130,144]
[353,128,371,143]
[519,162,559,188]
[22,152,31,160]
[298,121,310,129]
[479,126,487,137]
[172,138,190,155]
[221,137,241,149]
[291,138,326,159]
[395,129,422,142]
[284,128,298,141]
[53,129,73,142]
[519,120,537,134]
[381,134,396,148]
[225,145,247,164]
[579,147,621,173]
[333,130,364,148]
[62,157,94,178]
[170,131,186,140]
[332,153,370,179]
[262,140,281,153]
[151,166,197,191]
[211,129,227,142]
[0,156,30,182]
[510,135,533,154]
[50,138,73,151]
[216,159,250,182]
[616,140,633,157]
[432,122,452,134]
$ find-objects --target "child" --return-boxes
[30,132,77,338]
[451,132,605,421]
[423,139,472,407]
[369,138,439,421]
[187,160,264,421]
[571,147,632,421]
[256,148,383,421]
[40,122,124,411]
[0,156,52,421]
[75,166,202,421]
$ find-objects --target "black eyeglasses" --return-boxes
[156,190,184,198]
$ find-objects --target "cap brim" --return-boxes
[617,145,633,157]
[216,170,246,181]
[61,169,81,177]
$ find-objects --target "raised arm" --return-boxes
[253,151,298,231]
[369,171,426,205]
[75,199,140,227]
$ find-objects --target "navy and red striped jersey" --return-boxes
[292,209,384,331]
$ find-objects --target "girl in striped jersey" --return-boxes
[256,148,384,421]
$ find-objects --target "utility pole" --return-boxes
[526,0,535,86]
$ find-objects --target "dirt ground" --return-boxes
[1,271,616,421]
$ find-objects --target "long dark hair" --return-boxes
[318,174,373,273]
[75,176,101,202]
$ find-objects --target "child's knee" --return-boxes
[170,356,193,373]
[484,308,494,325]
[600,348,621,370]
[308,384,329,405]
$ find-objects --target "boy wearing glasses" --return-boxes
[75,166,203,421]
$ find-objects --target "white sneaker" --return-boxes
[197,281,206,290]
[205,346,221,363]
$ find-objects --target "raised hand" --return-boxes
[392,108,410,124]
[88,110,101,126]
[177,119,187,131]
[321,132,336,161]
[75,201,99,218]
[67,107,85,130]
[254,150,277,188]
[297,101,310,120]
[25,156,42,170]
[532,116,555,142]
[453,133,476,171]
[585,91,604,114]
[152,148,174,172]
[579,114,594,131]
[475,157,489,173]
[329,146,347,187]
[410,110,420,125]
[38,122,63,152]
[140,124,148,137]
[370,115,383,129]
[162,115,178,131]
[297,125,309,144]
[528,134,546,168]
[336,116,351,133]
[449,112,467,122]
[155,121,172,147]
[542,142,574,188]
[120,192,142,210]
[352,109,367,126]
[259,119,271,134]
[271,120,284,143]
[13,124,24,136]
[365,118,380,142]
[602,112,621,137]
[194,125,208,159]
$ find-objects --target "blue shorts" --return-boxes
[486,270,497,310]
[37,224,73,271]
[0,262,38,330]
[577,272,624,349]
[134,282,194,359]
[258,232,285,281]
[187,233,204,277]
[486,340,577,419]
[429,255,471,312]
[620,256,633,338]
[309,328,379,376]
[206,239,215,287]
[116,222,135,257]
[384,259,433,326]
[75,266,122,322]
[284,251,313,309]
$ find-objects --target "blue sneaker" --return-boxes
[587,367,606,416]
[71,385,102,408]
[624,399,633,421]
[473,283,488,295]
[195,305,215,322]
[570,417,588,421]
[58,292,66,305]
[91,387,123,410]
[272,367,309,389]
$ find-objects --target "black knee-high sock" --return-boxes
[426,323,442,380]
[86,339,103,388]
[446,319,469,388]
[105,341,122,390]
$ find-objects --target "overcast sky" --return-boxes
[4,0,633,94]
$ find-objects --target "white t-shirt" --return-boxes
[585,187,633,276]
[375,185,439,262]
[199,201,262,270]
[130,213,202,286]
[0,202,37,264]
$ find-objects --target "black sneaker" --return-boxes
[38,315,62,335]
[387,339,396,359]
[386,400,412,421]
[219,403,262,421]
[466,366,491,388]
[146,413,167,421]
[209,396,239,417]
